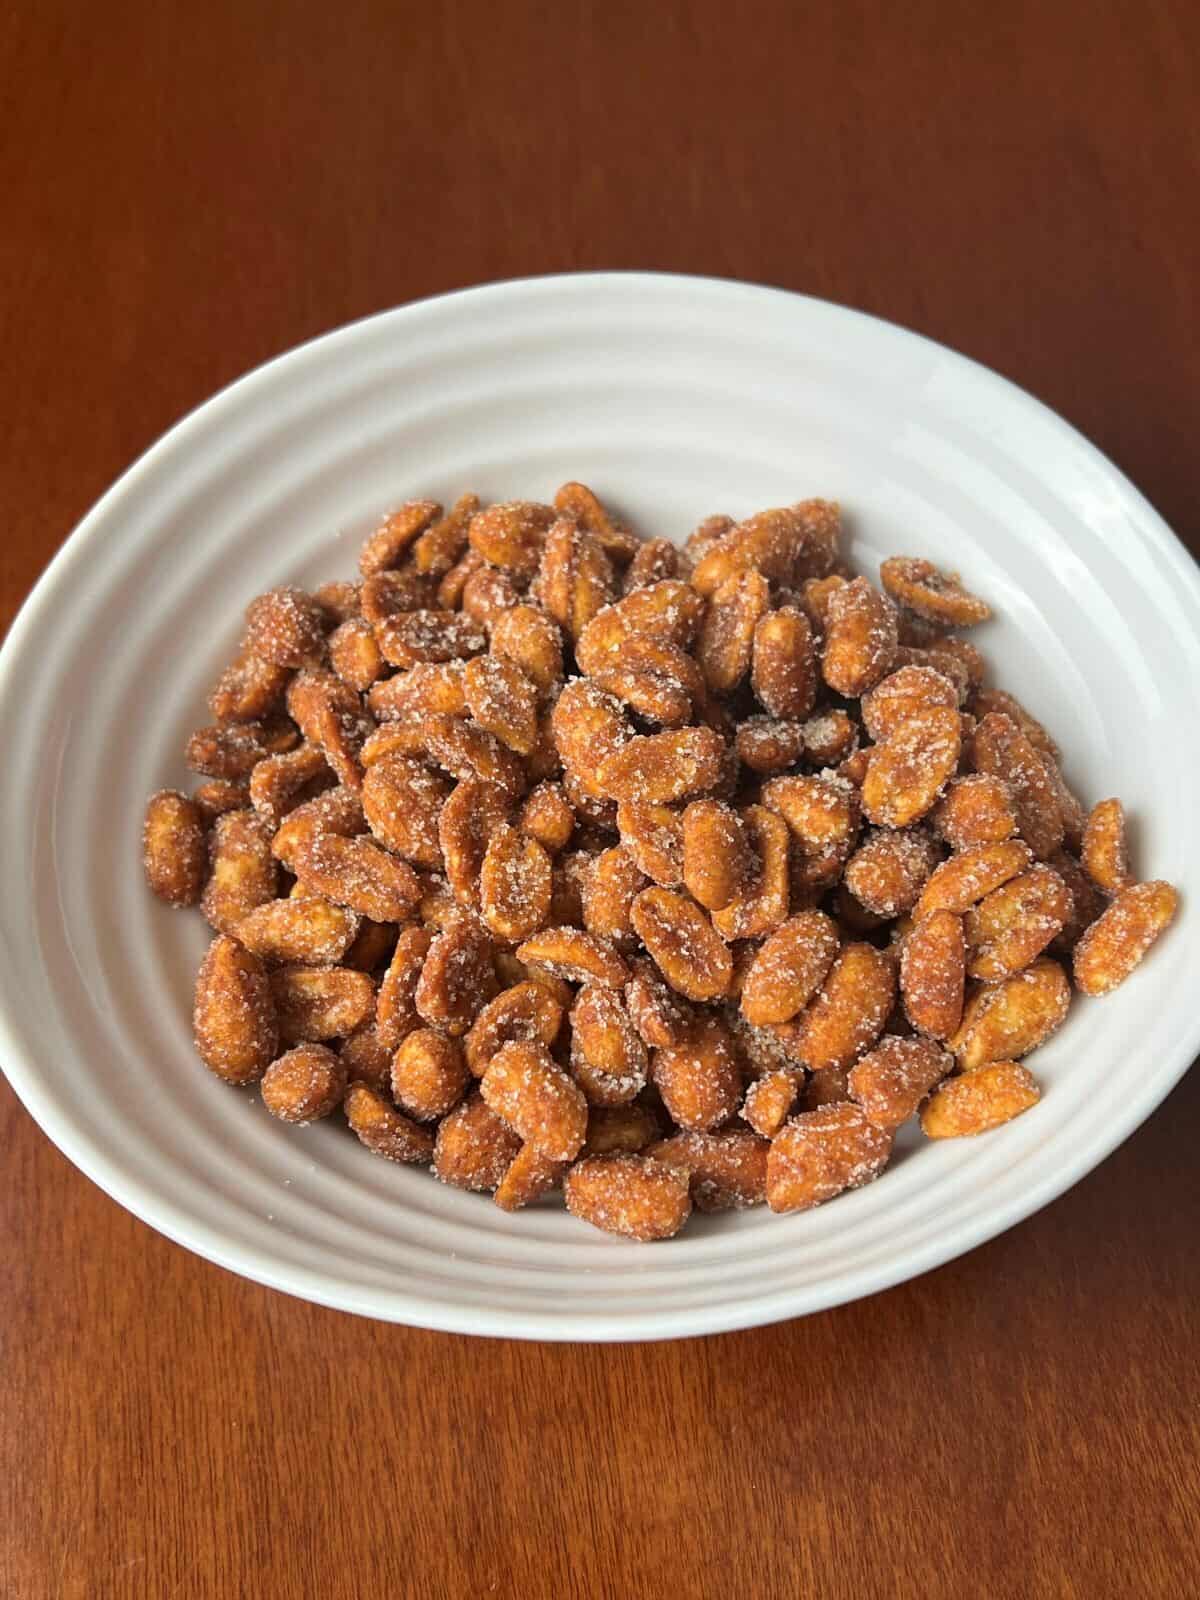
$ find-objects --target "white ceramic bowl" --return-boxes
[1,274,1197,1341]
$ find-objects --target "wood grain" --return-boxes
[2,2,1198,1595]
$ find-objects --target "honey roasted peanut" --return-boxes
[149,481,1176,1243]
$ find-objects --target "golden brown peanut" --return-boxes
[243,585,325,667]
[552,481,641,562]
[344,1081,435,1164]
[438,778,511,905]
[376,928,438,1049]
[465,981,565,1077]
[964,865,1072,980]
[480,1039,588,1161]
[465,571,533,631]
[691,501,839,595]
[249,744,332,830]
[361,752,450,865]
[519,781,575,854]
[900,909,966,1039]
[646,1129,768,1211]
[740,910,840,1025]
[575,580,705,672]
[821,576,898,696]
[971,712,1064,860]
[417,713,525,797]
[914,839,1033,920]
[751,606,817,720]
[861,664,961,742]
[624,958,694,1049]
[630,888,732,1002]
[286,669,373,790]
[862,706,962,828]
[494,1143,566,1212]
[312,579,362,626]
[359,500,441,576]
[848,1036,951,1129]
[269,964,376,1044]
[766,1104,893,1213]
[651,1015,741,1132]
[921,1062,1040,1139]
[411,493,480,577]
[971,689,1058,757]
[186,719,298,781]
[569,985,648,1106]
[591,643,698,728]
[515,926,629,988]
[742,1068,802,1138]
[596,726,725,806]
[680,799,755,913]
[550,679,631,791]
[880,557,991,626]
[193,934,278,1085]
[328,616,385,692]
[734,717,808,774]
[711,805,791,941]
[234,895,360,965]
[468,500,557,575]
[623,537,681,592]
[360,566,439,627]
[584,1103,662,1156]
[376,606,488,670]
[950,958,1070,1069]
[697,569,770,694]
[762,774,860,855]
[292,831,422,923]
[209,649,291,724]
[1073,880,1179,997]
[143,790,207,907]
[799,710,859,766]
[479,824,554,943]
[489,604,564,700]
[436,548,483,609]
[564,1154,691,1240]
[192,779,253,823]
[616,801,684,887]
[271,785,366,870]
[533,518,616,640]
[367,660,467,722]
[798,573,847,634]
[843,829,941,917]
[581,845,647,950]
[339,1023,394,1094]
[415,920,497,1036]
[685,513,735,563]
[433,1094,522,1191]
[262,1043,347,1124]
[391,1029,470,1121]
[201,809,279,933]
[924,636,985,692]
[1081,798,1132,893]
[463,564,534,626]
[930,775,1017,849]
[463,654,540,755]
[795,942,896,1072]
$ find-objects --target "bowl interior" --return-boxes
[2,274,1197,1339]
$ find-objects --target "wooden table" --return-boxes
[2,3,1197,1595]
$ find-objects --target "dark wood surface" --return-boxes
[2,3,1197,1595]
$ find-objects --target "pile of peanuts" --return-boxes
[143,485,1178,1240]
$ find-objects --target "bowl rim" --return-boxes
[1,270,1197,1340]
